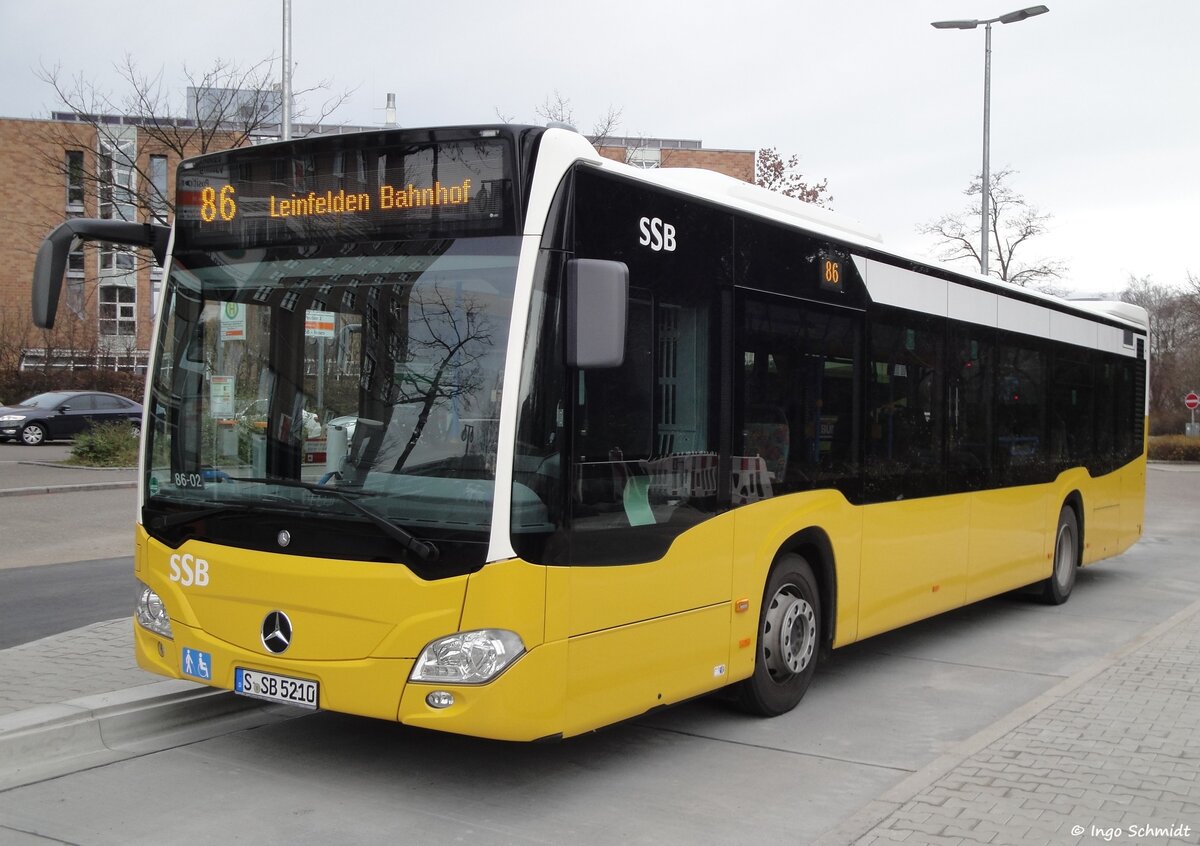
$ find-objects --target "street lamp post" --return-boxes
[932,5,1049,278]
[281,0,293,141]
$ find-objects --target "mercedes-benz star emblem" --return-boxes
[277,530,291,548]
[261,610,293,654]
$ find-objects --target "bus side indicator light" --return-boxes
[735,598,750,613]
[739,638,752,649]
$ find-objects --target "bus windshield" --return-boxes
[143,235,518,572]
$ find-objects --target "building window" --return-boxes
[98,133,138,273]
[100,247,137,271]
[99,285,136,336]
[148,154,168,318]
[66,210,86,318]
[626,147,661,169]
[66,150,85,209]
[98,136,136,221]
[151,276,163,319]
[149,154,169,225]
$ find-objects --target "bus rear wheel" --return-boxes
[735,553,821,716]
[1040,505,1079,605]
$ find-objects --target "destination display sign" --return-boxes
[175,135,513,249]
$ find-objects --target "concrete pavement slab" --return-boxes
[0,620,293,790]
[0,461,136,497]
[0,487,138,569]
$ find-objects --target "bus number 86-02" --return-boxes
[200,185,238,223]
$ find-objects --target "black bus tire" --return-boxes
[735,553,821,716]
[1040,505,1079,605]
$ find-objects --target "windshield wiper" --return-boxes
[226,476,439,562]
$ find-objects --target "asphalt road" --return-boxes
[0,555,133,649]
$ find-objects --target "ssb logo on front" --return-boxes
[169,553,209,587]
[638,216,676,252]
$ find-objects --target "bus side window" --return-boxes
[949,328,993,491]
[865,316,945,501]
[570,294,718,535]
[736,293,859,500]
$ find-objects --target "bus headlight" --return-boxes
[135,582,173,639]
[410,629,525,684]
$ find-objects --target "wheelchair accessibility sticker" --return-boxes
[181,648,212,681]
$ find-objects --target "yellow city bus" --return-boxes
[32,125,1148,740]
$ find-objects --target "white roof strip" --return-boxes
[998,296,1051,339]
[948,283,997,328]
[853,255,1141,355]
[853,256,947,316]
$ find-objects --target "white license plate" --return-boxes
[235,668,319,709]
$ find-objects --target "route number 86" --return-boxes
[200,185,237,223]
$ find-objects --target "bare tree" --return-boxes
[755,147,833,207]
[1182,271,1200,332]
[1122,274,1200,421]
[389,286,494,472]
[499,92,659,167]
[9,54,352,387]
[532,91,624,146]
[35,54,352,220]
[920,168,1066,290]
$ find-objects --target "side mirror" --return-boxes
[58,405,70,414]
[565,259,628,369]
[33,218,170,329]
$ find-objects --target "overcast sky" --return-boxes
[1,0,1195,295]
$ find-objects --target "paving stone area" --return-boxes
[849,606,1200,846]
[0,619,151,716]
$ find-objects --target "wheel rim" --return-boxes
[21,425,44,445]
[762,584,817,680]
[1054,521,1076,588]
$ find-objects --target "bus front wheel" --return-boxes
[1040,505,1079,605]
[735,553,821,716]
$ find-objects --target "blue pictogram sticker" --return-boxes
[181,648,213,681]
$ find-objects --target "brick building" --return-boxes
[0,114,753,375]
[595,135,754,181]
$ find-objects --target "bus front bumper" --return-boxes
[134,620,567,741]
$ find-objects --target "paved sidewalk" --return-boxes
[0,461,138,567]
[0,619,277,792]
[821,599,1200,846]
[0,460,136,498]
[0,619,151,717]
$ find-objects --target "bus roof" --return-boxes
[584,150,1148,336]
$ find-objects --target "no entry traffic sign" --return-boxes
[1186,392,1200,410]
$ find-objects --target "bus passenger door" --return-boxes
[559,287,733,735]
[552,167,737,734]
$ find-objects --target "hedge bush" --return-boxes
[1148,436,1200,463]
[67,421,140,467]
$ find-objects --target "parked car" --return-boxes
[0,391,143,445]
